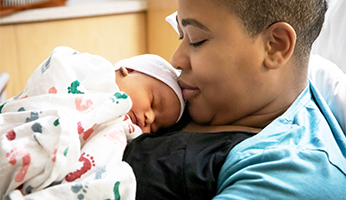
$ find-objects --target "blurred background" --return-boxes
[1,0,345,102]
[0,0,180,100]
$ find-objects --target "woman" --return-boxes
[124,0,346,199]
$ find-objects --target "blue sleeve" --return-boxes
[214,147,346,200]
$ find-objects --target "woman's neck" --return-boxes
[182,121,262,133]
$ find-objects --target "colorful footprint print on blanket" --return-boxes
[26,111,39,123]
[71,182,89,200]
[6,129,16,141]
[104,130,126,149]
[6,147,31,182]
[75,96,93,112]
[112,181,121,200]
[65,152,96,182]
[110,92,128,104]
[0,102,5,113]
[104,181,121,200]
[41,55,52,74]
[68,80,84,94]
[48,86,58,94]
[77,122,95,141]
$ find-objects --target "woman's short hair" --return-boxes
[220,0,328,64]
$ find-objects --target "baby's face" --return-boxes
[116,70,181,133]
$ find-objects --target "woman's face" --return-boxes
[172,0,270,125]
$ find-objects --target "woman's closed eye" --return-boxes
[190,40,207,47]
[178,33,207,47]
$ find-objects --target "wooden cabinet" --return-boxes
[0,25,21,98]
[0,12,147,99]
[147,0,179,62]
[0,0,179,100]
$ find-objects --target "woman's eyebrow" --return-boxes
[181,18,210,31]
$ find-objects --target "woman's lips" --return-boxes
[178,79,200,100]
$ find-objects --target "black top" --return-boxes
[123,112,256,200]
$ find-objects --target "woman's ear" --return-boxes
[119,67,129,77]
[263,22,296,69]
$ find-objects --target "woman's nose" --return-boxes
[171,42,190,71]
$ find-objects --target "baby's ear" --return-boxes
[263,22,296,69]
[119,67,129,77]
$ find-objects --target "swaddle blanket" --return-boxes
[0,46,141,200]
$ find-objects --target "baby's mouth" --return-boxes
[128,110,144,129]
[128,111,137,126]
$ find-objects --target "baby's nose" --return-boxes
[144,110,155,126]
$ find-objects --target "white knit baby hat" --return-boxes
[114,54,185,122]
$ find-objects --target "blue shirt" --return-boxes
[216,80,346,199]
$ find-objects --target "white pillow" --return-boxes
[309,54,346,133]
[165,11,179,34]
[312,0,346,73]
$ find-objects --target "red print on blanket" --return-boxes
[65,152,96,182]
[75,96,93,112]
[77,122,95,141]
[124,115,135,134]
[17,95,28,101]
[128,124,135,134]
[104,130,126,149]
[52,148,57,162]
[6,129,16,141]
[6,148,31,182]
[48,87,57,94]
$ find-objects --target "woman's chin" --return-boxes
[188,105,214,125]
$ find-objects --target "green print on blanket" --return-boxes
[0,102,5,113]
[70,181,120,200]
[68,80,84,94]
[104,181,121,200]
[110,92,128,104]
[53,118,60,126]
[64,147,69,157]
[113,181,121,200]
